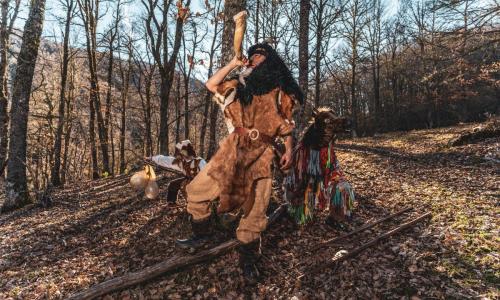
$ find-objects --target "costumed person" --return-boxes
[175,42,303,281]
[283,107,355,229]
[148,140,207,205]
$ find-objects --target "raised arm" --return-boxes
[205,56,247,94]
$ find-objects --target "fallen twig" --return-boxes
[68,204,289,300]
[310,207,413,252]
[302,212,432,278]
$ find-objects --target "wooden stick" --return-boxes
[310,207,413,252]
[305,212,432,277]
[68,204,289,300]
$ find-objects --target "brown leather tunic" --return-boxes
[208,79,296,215]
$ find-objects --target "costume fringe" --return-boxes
[284,141,356,225]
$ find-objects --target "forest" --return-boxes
[0,0,498,299]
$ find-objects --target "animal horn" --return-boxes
[312,107,320,117]
[233,11,247,60]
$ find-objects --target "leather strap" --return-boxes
[233,127,278,149]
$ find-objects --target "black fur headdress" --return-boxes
[236,43,304,106]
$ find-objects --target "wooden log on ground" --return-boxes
[310,207,413,252]
[304,211,432,277]
[68,204,289,300]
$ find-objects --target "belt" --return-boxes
[233,127,278,148]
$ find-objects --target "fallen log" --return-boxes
[68,203,288,300]
[303,211,432,277]
[310,207,413,252]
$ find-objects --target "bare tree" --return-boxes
[175,73,181,143]
[117,33,132,174]
[298,0,311,99]
[0,0,21,176]
[103,1,122,173]
[77,0,111,177]
[51,0,76,186]
[340,0,371,135]
[311,0,342,107]
[142,0,191,154]
[180,18,205,140]
[199,0,222,157]
[61,57,77,184]
[363,0,384,131]
[131,31,156,157]
[3,0,47,212]
[207,0,246,159]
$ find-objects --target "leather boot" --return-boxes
[176,217,212,252]
[238,239,261,283]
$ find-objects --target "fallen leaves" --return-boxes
[0,122,498,299]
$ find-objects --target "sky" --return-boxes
[13,0,406,81]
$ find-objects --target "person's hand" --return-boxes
[230,55,247,68]
[280,149,293,170]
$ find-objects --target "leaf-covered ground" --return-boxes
[0,122,498,299]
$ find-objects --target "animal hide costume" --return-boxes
[186,43,303,243]
[284,108,355,225]
[151,140,207,203]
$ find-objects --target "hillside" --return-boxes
[0,122,498,299]
[11,32,208,190]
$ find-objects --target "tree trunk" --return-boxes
[207,0,246,159]
[183,80,189,140]
[299,0,310,94]
[61,60,76,184]
[0,0,21,178]
[297,0,310,132]
[313,0,323,107]
[350,52,357,134]
[254,0,260,43]
[51,0,74,186]
[2,0,47,212]
[175,74,181,143]
[119,53,131,174]
[110,117,115,173]
[0,1,9,177]
[199,91,210,157]
[79,0,111,175]
[88,90,99,179]
[145,74,153,157]
[158,0,191,155]
[373,58,380,131]
[183,51,195,140]
[105,44,114,132]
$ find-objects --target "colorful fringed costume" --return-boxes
[284,140,355,225]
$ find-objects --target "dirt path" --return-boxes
[0,123,498,299]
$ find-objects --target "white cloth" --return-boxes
[213,89,237,134]
[151,155,206,175]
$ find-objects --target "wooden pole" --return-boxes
[68,204,288,300]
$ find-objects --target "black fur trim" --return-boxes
[237,43,304,106]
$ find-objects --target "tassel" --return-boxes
[329,181,356,219]
[326,142,332,169]
[307,150,322,177]
[286,141,356,225]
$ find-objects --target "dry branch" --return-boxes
[310,207,413,252]
[304,212,432,277]
[68,203,288,300]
